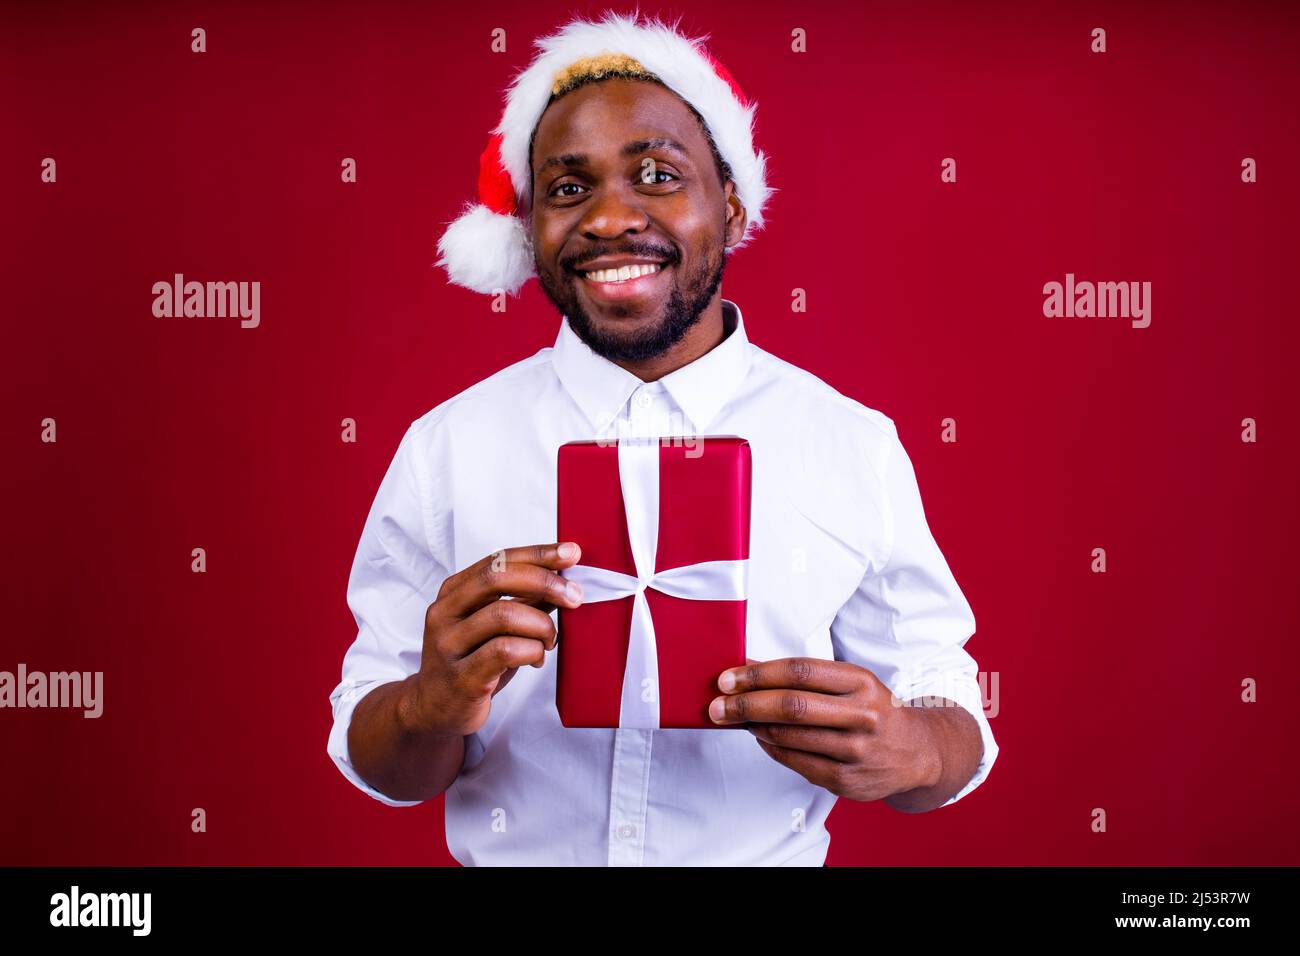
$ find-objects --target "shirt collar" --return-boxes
[552,298,753,435]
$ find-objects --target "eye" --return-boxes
[640,165,680,185]
[549,182,587,199]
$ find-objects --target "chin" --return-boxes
[591,315,668,348]
[585,301,666,328]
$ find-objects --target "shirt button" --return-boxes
[617,823,637,840]
[636,391,653,409]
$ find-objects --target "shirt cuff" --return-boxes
[328,678,426,808]
[895,670,998,808]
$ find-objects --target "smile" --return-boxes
[582,263,662,283]
[578,262,669,304]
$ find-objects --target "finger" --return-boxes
[440,543,584,620]
[440,542,582,603]
[491,665,522,697]
[718,657,863,696]
[450,598,558,659]
[746,723,860,762]
[751,737,844,791]
[515,594,560,616]
[507,579,585,619]
[458,634,552,690]
[708,688,865,728]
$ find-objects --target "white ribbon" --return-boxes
[562,437,749,729]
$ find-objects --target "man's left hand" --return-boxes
[710,657,942,803]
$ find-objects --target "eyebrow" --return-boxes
[537,138,692,176]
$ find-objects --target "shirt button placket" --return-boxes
[607,384,659,865]
[607,728,653,866]
[629,385,653,439]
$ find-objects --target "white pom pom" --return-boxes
[435,203,536,296]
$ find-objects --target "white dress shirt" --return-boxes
[327,298,998,866]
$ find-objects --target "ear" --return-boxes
[723,180,748,250]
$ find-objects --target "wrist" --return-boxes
[395,675,431,737]
[908,705,946,790]
[395,674,460,741]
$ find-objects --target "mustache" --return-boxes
[564,244,678,272]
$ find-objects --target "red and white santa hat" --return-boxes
[435,10,773,296]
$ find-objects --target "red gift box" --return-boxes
[556,436,751,729]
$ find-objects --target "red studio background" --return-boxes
[3,0,1298,866]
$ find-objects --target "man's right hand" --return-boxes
[398,541,585,739]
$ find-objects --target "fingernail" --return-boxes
[566,580,583,603]
[709,697,726,721]
[558,542,578,560]
[717,670,736,692]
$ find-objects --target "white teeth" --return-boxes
[584,263,661,283]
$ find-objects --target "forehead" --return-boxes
[531,78,710,171]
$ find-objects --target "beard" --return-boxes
[536,239,726,365]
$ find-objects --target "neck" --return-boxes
[613,295,730,382]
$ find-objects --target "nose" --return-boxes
[578,184,650,241]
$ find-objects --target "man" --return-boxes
[328,11,998,866]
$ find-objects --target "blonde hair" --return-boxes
[551,53,659,96]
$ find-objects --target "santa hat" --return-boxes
[435,10,773,296]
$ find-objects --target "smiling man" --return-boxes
[328,12,998,866]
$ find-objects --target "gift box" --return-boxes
[556,436,751,729]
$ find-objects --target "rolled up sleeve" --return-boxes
[327,420,449,807]
[830,421,998,808]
